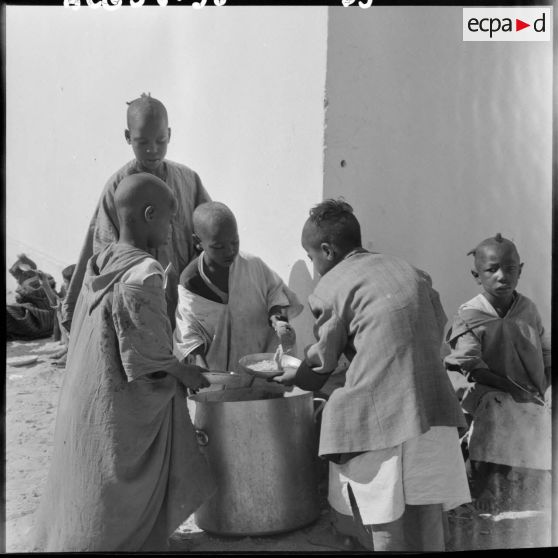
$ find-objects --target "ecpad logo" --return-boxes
[463,8,551,42]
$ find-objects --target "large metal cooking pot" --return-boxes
[187,386,325,536]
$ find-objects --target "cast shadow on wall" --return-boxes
[288,259,347,397]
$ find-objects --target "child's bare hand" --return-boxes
[274,321,296,351]
[510,390,530,403]
[180,364,211,390]
[510,384,543,405]
[270,366,298,386]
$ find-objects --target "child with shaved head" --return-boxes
[62,93,210,333]
[273,199,470,552]
[34,173,215,552]
[445,234,551,514]
[173,201,302,378]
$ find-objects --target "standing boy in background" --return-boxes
[173,201,302,375]
[37,264,75,338]
[62,93,210,331]
[273,199,470,552]
[445,234,551,514]
[33,173,215,552]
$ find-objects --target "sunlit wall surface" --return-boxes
[5,6,328,334]
[324,6,552,331]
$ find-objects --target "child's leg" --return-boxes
[331,502,441,552]
[471,460,489,495]
[515,467,551,510]
[328,505,410,552]
[52,312,62,341]
[325,449,403,550]
[329,508,374,550]
[402,504,445,551]
[369,504,445,552]
[328,503,407,552]
[52,306,69,362]
[458,411,473,465]
[442,510,451,547]
[369,515,406,551]
[472,461,507,513]
[51,309,69,363]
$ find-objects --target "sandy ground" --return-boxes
[4,338,553,553]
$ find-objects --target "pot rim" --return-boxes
[187,386,313,404]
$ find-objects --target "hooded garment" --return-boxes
[33,243,215,552]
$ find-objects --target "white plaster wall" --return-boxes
[324,6,552,332]
[6,5,327,350]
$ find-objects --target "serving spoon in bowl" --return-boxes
[273,344,284,372]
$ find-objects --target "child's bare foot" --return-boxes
[471,461,509,515]
[52,351,68,367]
[306,522,365,551]
[474,487,499,515]
[51,347,68,360]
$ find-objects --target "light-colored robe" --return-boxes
[61,159,210,330]
[173,251,303,372]
[445,293,551,469]
[33,243,215,552]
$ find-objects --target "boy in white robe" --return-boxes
[173,202,303,376]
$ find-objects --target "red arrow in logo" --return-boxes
[516,19,530,31]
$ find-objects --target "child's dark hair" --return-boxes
[467,233,518,258]
[62,264,76,282]
[308,198,361,250]
[126,93,168,127]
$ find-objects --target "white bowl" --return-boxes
[238,353,302,379]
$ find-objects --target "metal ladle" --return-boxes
[274,344,284,372]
